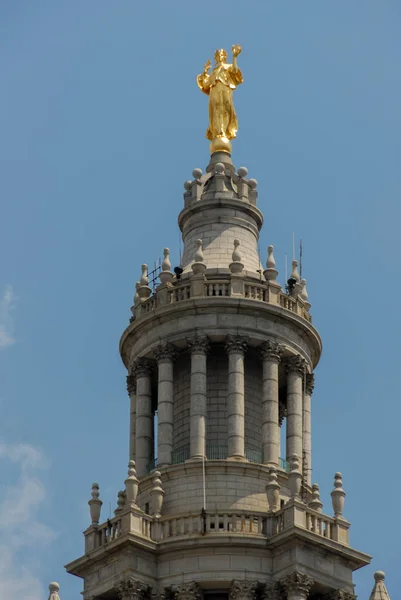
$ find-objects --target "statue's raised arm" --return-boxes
[196,46,244,154]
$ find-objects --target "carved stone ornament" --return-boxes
[281,572,314,597]
[305,373,315,396]
[230,580,258,600]
[134,358,153,379]
[262,582,283,600]
[328,592,357,600]
[187,335,209,355]
[118,578,149,600]
[285,355,306,376]
[155,342,176,363]
[172,582,202,600]
[225,335,248,356]
[260,340,283,363]
[151,588,166,600]
[126,374,136,396]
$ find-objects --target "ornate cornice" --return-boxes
[126,374,136,396]
[285,355,307,376]
[154,342,176,364]
[305,373,315,396]
[230,580,257,600]
[260,340,283,364]
[281,572,314,597]
[134,358,153,379]
[172,582,202,600]
[328,591,356,600]
[187,336,209,355]
[225,335,248,356]
[118,579,149,600]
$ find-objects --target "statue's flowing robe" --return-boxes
[197,63,243,141]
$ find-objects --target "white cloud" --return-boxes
[0,285,16,348]
[0,442,55,600]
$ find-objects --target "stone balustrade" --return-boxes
[131,272,312,323]
[84,500,349,553]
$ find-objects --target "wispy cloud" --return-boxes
[0,442,55,600]
[0,285,16,348]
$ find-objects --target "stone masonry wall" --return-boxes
[172,354,191,453]
[206,348,228,450]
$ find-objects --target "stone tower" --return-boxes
[66,146,373,598]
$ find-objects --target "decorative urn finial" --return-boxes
[331,472,346,517]
[192,239,207,274]
[48,582,60,600]
[264,245,278,282]
[159,248,174,284]
[308,483,323,513]
[125,460,139,507]
[229,239,244,274]
[88,482,102,525]
[288,454,302,499]
[266,468,280,512]
[150,470,165,517]
[138,264,151,300]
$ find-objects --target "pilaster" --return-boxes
[188,336,209,459]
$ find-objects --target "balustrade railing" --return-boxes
[205,281,230,297]
[245,284,267,301]
[97,516,122,546]
[169,284,191,303]
[157,510,266,540]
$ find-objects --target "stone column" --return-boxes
[285,356,306,465]
[134,359,153,478]
[303,373,314,487]
[155,343,175,466]
[188,336,209,459]
[173,582,202,600]
[281,572,313,600]
[126,373,136,462]
[226,335,247,459]
[118,578,148,600]
[230,581,257,600]
[261,341,283,466]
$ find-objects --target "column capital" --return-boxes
[262,583,284,600]
[172,582,202,600]
[281,572,313,598]
[118,578,149,600]
[230,580,257,600]
[260,340,283,363]
[225,335,248,355]
[154,342,176,364]
[327,592,356,600]
[187,335,209,355]
[285,355,307,376]
[126,374,136,396]
[134,358,153,379]
[305,373,315,395]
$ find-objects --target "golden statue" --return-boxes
[197,45,243,154]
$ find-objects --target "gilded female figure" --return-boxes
[197,45,243,152]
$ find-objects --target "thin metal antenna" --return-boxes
[292,232,295,261]
[300,239,303,280]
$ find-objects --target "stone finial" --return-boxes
[192,168,203,180]
[369,571,391,600]
[48,582,60,600]
[309,483,323,513]
[288,455,302,500]
[150,470,164,517]
[192,239,207,275]
[125,460,139,507]
[331,472,346,518]
[266,468,280,512]
[264,245,279,282]
[88,482,102,525]
[290,260,300,283]
[159,248,174,284]
[184,180,192,191]
[237,166,248,178]
[248,179,258,190]
[138,264,151,300]
[229,239,244,274]
[300,279,308,301]
[133,281,141,305]
[114,490,126,514]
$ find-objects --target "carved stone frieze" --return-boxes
[281,571,314,598]
[260,340,283,363]
[118,578,149,600]
[285,355,307,376]
[225,335,248,356]
[187,335,210,355]
[230,580,258,600]
[154,342,176,363]
[305,373,315,396]
[172,582,202,600]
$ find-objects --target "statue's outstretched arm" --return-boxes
[197,59,212,94]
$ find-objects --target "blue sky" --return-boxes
[1,2,400,599]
